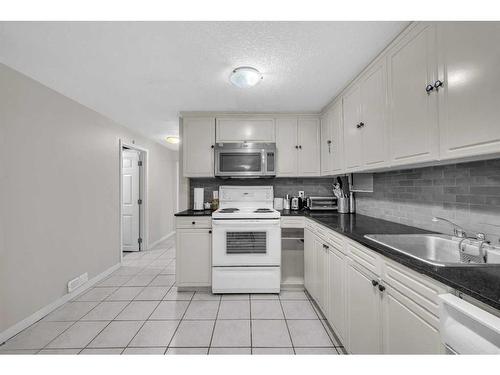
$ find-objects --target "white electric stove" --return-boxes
[212,186,281,294]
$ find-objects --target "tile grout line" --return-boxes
[206,293,223,354]
[162,288,196,354]
[249,295,253,354]
[278,294,296,355]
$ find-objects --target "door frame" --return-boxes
[119,139,149,261]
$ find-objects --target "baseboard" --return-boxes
[148,231,175,249]
[0,262,121,344]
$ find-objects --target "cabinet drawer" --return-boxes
[305,218,316,231]
[326,230,344,251]
[281,217,305,228]
[346,240,382,276]
[176,216,212,229]
[382,259,448,317]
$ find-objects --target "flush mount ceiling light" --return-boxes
[165,136,180,144]
[230,66,263,88]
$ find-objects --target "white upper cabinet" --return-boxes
[360,59,389,168]
[321,99,344,176]
[437,22,500,160]
[387,23,439,166]
[276,117,299,176]
[182,117,215,177]
[343,84,363,171]
[276,117,320,177]
[297,117,321,176]
[216,117,275,143]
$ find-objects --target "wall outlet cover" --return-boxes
[67,272,89,293]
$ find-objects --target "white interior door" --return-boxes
[122,149,141,252]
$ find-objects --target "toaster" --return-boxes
[306,196,338,211]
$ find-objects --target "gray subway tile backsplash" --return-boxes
[188,158,500,243]
[356,158,500,243]
[189,177,336,204]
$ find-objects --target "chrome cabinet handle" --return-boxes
[425,84,434,94]
[434,79,444,90]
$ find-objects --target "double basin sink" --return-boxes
[364,234,500,267]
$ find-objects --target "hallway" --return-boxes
[0,239,345,355]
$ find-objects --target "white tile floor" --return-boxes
[0,238,346,355]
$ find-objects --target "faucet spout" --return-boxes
[432,217,467,238]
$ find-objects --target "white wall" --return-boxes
[0,63,178,334]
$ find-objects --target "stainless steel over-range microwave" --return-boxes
[214,143,276,177]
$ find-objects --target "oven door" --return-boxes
[212,219,281,266]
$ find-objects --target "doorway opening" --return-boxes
[120,141,148,257]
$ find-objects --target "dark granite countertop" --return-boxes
[175,208,500,310]
[280,209,500,311]
[174,209,213,216]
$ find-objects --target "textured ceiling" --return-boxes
[0,21,408,149]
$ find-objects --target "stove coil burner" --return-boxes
[219,208,240,213]
[254,208,273,213]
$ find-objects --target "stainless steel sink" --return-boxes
[364,234,500,267]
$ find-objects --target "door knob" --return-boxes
[425,84,434,94]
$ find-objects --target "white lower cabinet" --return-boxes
[382,285,443,354]
[304,228,315,297]
[345,258,382,354]
[303,218,446,354]
[175,218,212,288]
[327,245,346,342]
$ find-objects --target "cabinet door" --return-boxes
[304,228,314,294]
[297,118,321,176]
[182,117,215,177]
[345,259,382,354]
[382,285,443,354]
[361,59,389,168]
[342,85,363,171]
[176,229,212,286]
[320,111,332,175]
[328,247,346,342]
[216,118,275,142]
[314,239,328,312]
[437,22,500,160]
[276,118,298,176]
[330,100,344,174]
[387,23,439,166]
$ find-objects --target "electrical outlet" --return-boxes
[67,272,89,293]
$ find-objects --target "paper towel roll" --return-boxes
[193,188,204,211]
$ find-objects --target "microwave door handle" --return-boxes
[261,149,266,174]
